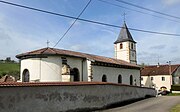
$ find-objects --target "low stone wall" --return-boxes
[0,82,156,112]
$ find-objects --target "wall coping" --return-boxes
[0,82,155,90]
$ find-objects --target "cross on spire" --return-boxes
[46,40,50,47]
[122,12,127,22]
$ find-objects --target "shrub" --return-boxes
[171,85,180,91]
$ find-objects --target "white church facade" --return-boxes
[16,22,141,86]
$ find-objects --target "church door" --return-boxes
[22,69,30,82]
[70,68,80,81]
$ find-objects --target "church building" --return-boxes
[16,22,141,86]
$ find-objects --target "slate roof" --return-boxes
[141,65,180,76]
[114,22,136,44]
[16,47,140,68]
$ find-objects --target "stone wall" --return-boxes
[0,82,156,112]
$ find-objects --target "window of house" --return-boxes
[102,74,107,82]
[151,77,153,81]
[141,77,143,81]
[162,77,165,81]
[118,75,122,83]
[120,43,123,49]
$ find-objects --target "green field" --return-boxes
[0,63,20,78]
[171,104,180,112]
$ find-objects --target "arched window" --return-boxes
[118,75,122,83]
[22,69,30,82]
[102,75,107,82]
[120,43,123,49]
[130,75,133,85]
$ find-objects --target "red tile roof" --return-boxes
[0,82,154,89]
[141,65,180,76]
[16,47,140,68]
[0,82,120,87]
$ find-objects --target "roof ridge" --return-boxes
[16,47,139,68]
[144,64,180,67]
[40,47,57,54]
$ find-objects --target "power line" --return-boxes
[0,0,180,37]
[114,0,180,20]
[53,0,92,47]
[98,0,180,23]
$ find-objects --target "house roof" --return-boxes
[141,65,180,76]
[16,47,140,68]
[114,22,136,44]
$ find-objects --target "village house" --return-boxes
[16,22,141,86]
[141,64,180,91]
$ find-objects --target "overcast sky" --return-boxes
[0,0,180,65]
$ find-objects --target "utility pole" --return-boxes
[167,61,172,75]
[167,61,172,85]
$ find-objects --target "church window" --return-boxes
[151,77,154,81]
[118,75,122,83]
[102,74,107,82]
[120,43,123,49]
[134,79,137,85]
[61,57,67,65]
[132,52,134,57]
[131,43,133,49]
[162,77,165,81]
[130,75,133,85]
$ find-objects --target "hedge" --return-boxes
[171,85,180,91]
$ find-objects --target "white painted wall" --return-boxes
[92,65,140,86]
[20,55,140,85]
[115,42,129,62]
[141,75,171,90]
[114,41,136,64]
[20,57,62,82]
[20,56,87,82]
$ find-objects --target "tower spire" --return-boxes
[114,22,136,44]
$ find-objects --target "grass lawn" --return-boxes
[167,93,180,96]
[0,63,20,78]
[171,104,180,112]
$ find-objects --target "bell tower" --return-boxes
[114,22,137,64]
